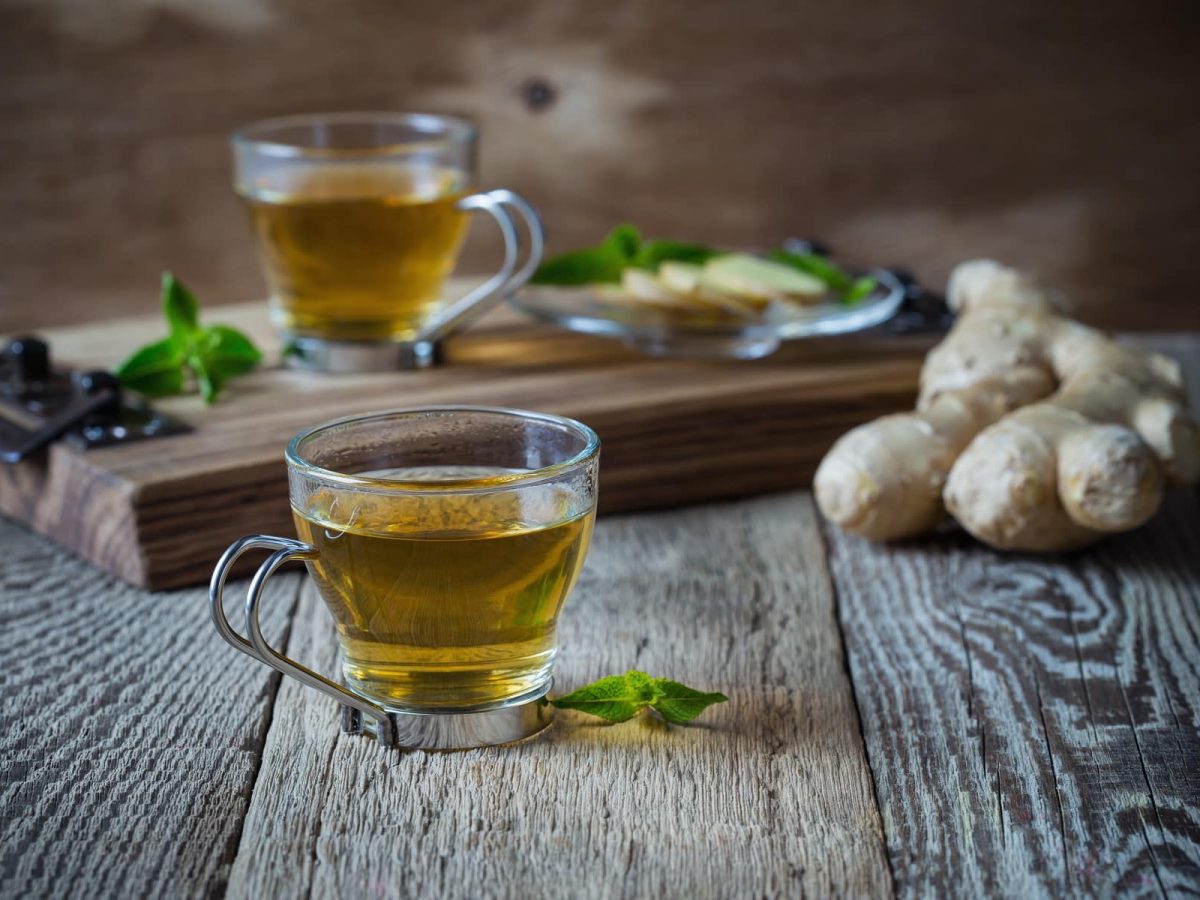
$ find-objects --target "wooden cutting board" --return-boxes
[0,285,930,589]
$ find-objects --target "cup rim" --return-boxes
[231,111,478,159]
[285,405,601,493]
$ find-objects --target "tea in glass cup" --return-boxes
[210,407,600,750]
[231,114,542,371]
[295,473,593,709]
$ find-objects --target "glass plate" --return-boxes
[510,269,905,360]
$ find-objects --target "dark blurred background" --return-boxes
[3,0,1199,333]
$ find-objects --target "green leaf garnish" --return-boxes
[529,246,627,285]
[532,224,718,285]
[114,337,186,397]
[767,249,853,291]
[531,224,640,285]
[769,250,879,305]
[604,223,642,259]
[115,272,263,404]
[632,240,719,271]
[162,272,201,346]
[200,325,264,379]
[551,674,646,722]
[551,670,728,724]
[650,679,731,724]
[840,275,878,306]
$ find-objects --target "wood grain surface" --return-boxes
[227,495,890,899]
[0,295,929,589]
[822,333,1200,897]
[825,488,1200,897]
[0,493,893,899]
[3,0,1200,333]
[0,520,301,898]
[2,337,1197,899]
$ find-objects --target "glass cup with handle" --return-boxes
[231,112,543,372]
[210,406,600,751]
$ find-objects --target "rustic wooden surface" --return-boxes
[826,490,1200,897]
[0,493,893,899]
[0,519,298,898]
[228,496,890,899]
[1,335,1197,899]
[0,293,929,589]
[825,332,1200,897]
[4,0,1200,333]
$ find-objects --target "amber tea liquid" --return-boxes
[293,467,595,710]
[241,163,470,342]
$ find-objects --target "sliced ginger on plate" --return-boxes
[701,254,826,305]
[592,251,836,317]
[619,269,696,309]
[659,262,756,314]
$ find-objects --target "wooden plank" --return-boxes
[0,517,300,898]
[823,334,1200,896]
[226,492,892,899]
[1,296,928,589]
[4,1,1200,334]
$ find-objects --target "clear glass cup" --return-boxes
[231,113,543,372]
[210,406,600,750]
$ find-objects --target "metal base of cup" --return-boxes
[283,335,444,372]
[340,696,555,751]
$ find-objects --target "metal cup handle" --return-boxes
[486,189,546,292]
[209,534,397,745]
[412,189,545,348]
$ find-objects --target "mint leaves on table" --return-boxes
[551,670,728,724]
[115,273,263,404]
[530,224,718,286]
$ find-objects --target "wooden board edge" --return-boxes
[0,444,147,586]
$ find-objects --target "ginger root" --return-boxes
[814,260,1199,551]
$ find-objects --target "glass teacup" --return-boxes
[232,113,542,371]
[210,407,600,750]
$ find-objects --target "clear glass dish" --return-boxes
[509,268,904,360]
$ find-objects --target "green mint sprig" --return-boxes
[115,273,263,404]
[551,670,728,724]
[530,224,718,286]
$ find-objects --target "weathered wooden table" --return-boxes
[2,335,1198,898]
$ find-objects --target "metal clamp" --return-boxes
[0,337,190,463]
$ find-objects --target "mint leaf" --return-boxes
[632,240,718,271]
[191,355,217,404]
[840,275,877,306]
[624,670,659,703]
[603,223,642,259]
[187,325,262,403]
[551,670,727,725]
[530,246,627,285]
[117,275,262,404]
[649,678,729,724]
[551,674,646,722]
[770,251,876,304]
[768,250,852,291]
[202,325,263,377]
[531,223,646,286]
[115,337,186,397]
[162,272,201,346]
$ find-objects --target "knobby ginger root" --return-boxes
[814,260,1199,551]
